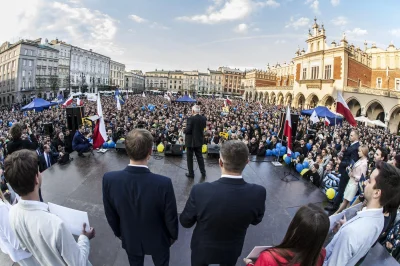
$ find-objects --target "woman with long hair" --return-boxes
[334,145,369,214]
[0,190,39,265]
[244,204,329,266]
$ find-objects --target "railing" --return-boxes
[254,86,293,90]
[344,86,391,97]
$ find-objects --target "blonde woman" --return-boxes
[334,145,369,214]
[0,190,39,265]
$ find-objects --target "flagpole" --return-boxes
[334,91,338,138]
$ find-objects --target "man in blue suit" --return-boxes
[102,129,178,266]
[72,125,92,157]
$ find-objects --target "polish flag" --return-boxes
[324,117,331,126]
[77,98,83,106]
[92,93,107,149]
[224,97,232,107]
[283,105,292,156]
[336,92,356,126]
[62,96,73,107]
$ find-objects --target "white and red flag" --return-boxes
[77,98,83,106]
[62,96,73,107]
[224,96,232,107]
[92,93,107,149]
[324,117,331,126]
[283,105,292,156]
[336,92,356,126]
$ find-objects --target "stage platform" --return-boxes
[1,150,398,266]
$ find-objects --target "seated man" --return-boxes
[72,126,92,157]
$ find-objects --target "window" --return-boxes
[324,65,332,79]
[28,60,32,67]
[376,77,382,88]
[28,81,31,88]
[22,81,25,88]
[29,50,33,56]
[14,51,16,56]
[311,66,319,79]
[24,49,27,55]
[22,70,25,77]
[302,68,307,79]
[395,79,400,91]
[23,60,26,66]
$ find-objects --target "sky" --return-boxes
[2,0,400,72]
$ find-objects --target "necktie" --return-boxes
[47,154,51,168]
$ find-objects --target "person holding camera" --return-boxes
[6,123,37,156]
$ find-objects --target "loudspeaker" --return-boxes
[207,144,220,156]
[116,140,126,153]
[278,112,299,141]
[43,123,54,137]
[66,106,85,133]
[165,144,183,156]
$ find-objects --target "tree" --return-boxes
[49,75,60,98]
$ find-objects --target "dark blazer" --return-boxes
[180,177,266,264]
[340,141,360,169]
[6,134,37,156]
[38,152,56,172]
[185,114,206,148]
[102,166,178,256]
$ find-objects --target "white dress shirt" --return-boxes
[0,200,38,265]
[221,174,242,179]
[9,199,92,266]
[128,164,148,168]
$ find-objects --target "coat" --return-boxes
[185,114,206,148]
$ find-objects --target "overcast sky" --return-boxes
[2,0,400,72]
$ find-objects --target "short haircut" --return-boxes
[192,105,200,114]
[4,150,38,196]
[125,129,153,161]
[313,163,319,170]
[10,123,23,140]
[377,147,389,161]
[220,140,248,174]
[374,161,400,209]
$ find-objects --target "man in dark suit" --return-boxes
[185,105,206,178]
[38,144,56,172]
[102,129,178,266]
[72,125,92,157]
[180,140,266,266]
[325,130,360,212]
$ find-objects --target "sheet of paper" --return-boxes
[329,212,345,231]
[246,246,271,259]
[48,202,90,236]
[345,202,363,220]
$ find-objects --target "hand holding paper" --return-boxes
[48,202,91,236]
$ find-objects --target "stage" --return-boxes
[1,150,398,266]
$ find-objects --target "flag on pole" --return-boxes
[324,116,331,126]
[336,92,357,126]
[310,110,319,124]
[116,97,121,111]
[93,93,107,149]
[164,93,171,102]
[62,96,73,107]
[142,92,146,98]
[76,98,83,106]
[283,105,292,156]
[224,96,232,107]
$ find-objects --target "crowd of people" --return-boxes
[0,94,399,266]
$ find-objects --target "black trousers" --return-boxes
[333,169,350,208]
[187,146,206,176]
[127,250,170,266]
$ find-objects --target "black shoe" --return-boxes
[185,173,194,178]
[78,153,85,158]
[324,205,337,212]
[201,173,206,179]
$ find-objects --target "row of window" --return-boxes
[376,78,400,90]
[302,65,332,80]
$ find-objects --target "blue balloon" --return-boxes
[303,161,309,169]
[292,152,298,159]
[272,149,277,156]
[8,122,12,127]
[141,106,145,110]
[296,163,304,173]
[108,141,116,148]
[149,106,155,111]
[233,107,237,111]
[266,139,271,145]
[280,146,287,153]
[103,142,109,148]
[306,143,312,150]
[276,143,282,149]
[266,149,272,156]
[295,152,300,158]
[241,127,246,132]
[284,156,291,165]
[179,114,183,118]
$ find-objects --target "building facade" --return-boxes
[168,71,184,92]
[145,70,169,90]
[49,39,71,93]
[208,69,223,94]
[110,60,125,88]
[124,70,145,93]
[70,46,110,93]
[218,67,244,95]
[182,71,199,94]
[244,18,400,133]
[241,69,277,96]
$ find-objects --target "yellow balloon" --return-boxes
[157,143,165,153]
[202,144,207,154]
[326,188,336,200]
[300,169,309,176]
[283,154,287,160]
[120,138,125,141]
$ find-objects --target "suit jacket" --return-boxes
[72,131,89,150]
[185,114,206,148]
[340,141,360,171]
[180,177,266,264]
[39,152,56,172]
[6,134,38,156]
[102,166,178,255]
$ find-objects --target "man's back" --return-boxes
[9,199,91,266]
[102,166,178,255]
[185,114,206,148]
[180,177,266,264]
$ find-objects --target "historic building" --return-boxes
[70,46,110,93]
[167,70,184,92]
[208,69,223,94]
[49,39,71,93]
[241,69,277,97]
[110,60,125,88]
[244,18,400,133]
[124,70,145,93]
[145,70,169,90]
[219,67,244,95]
